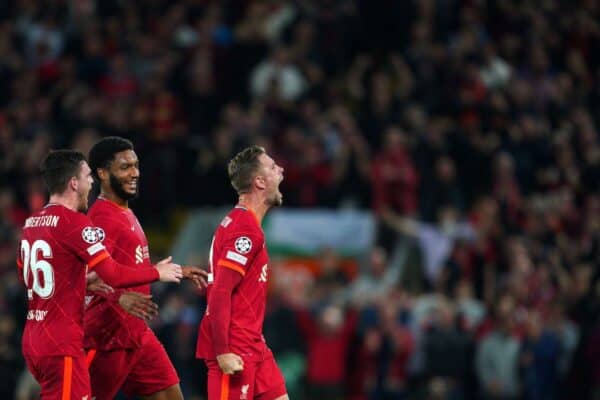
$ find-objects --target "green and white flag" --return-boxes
[264,209,375,257]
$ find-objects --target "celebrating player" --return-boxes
[18,150,182,400]
[196,145,289,400]
[84,137,207,400]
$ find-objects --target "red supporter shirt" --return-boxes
[296,310,357,385]
[196,206,272,362]
[372,146,419,215]
[18,204,110,357]
[84,198,151,350]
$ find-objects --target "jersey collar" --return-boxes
[97,195,129,211]
[235,204,261,229]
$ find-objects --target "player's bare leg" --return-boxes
[140,383,183,400]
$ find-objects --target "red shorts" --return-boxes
[206,356,287,400]
[86,328,179,400]
[24,352,91,400]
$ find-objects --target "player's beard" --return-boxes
[267,189,283,207]
[77,189,89,212]
[109,173,139,201]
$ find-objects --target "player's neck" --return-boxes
[237,195,268,225]
[48,193,78,211]
[99,190,128,208]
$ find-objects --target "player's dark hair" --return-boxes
[228,145,266,194]
[40,150,87,195]
[88,136,134,179]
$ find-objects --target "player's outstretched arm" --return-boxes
[156,256,208,289]
[69,217,182,287]
[153,256,184,283]
[92,256,182,288]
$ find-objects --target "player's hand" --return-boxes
[155,256,183,283]
[87,280,114,294]
[118,292,159,321]
[216,353,244,375]
[86,271,99,284]
[86,272,114,294]
[182,266,209,289]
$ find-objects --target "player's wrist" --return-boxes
[215,345,230,356]
[150,265,161,280]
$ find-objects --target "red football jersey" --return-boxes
[18,204,110,357]
[196,206,272,362]
[84,198,152,350]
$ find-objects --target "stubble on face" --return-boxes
[77,191,88,212]
[109,172,139,201]
[269,192,283,207]
[76,162,92,212]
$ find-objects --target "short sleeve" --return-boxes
[216,231,263,276]
[62,213,110,268]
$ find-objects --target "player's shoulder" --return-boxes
[50,205,95,235]
[220,207,263,237]
[88,198,118,218]
[47,204,87,226]
[88,199,129,224]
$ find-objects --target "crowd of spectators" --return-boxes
[0,0,600,399]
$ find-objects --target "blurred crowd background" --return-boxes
[0,0,599,399]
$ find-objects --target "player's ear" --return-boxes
[255,175,266,190]
[97,168,108,181]
[68,176,78,192]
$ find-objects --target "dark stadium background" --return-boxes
[1,1,599,399]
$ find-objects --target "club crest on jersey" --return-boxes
[82,226,105,244]
[241,384,249,399]
[235,236,252,254]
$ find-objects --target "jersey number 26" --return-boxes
[20,239,55,299]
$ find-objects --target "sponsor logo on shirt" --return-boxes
[258,264,268,283]
[135,245,150,264]
[135,245,143,264]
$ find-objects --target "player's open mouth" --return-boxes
[127,181,138,191]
